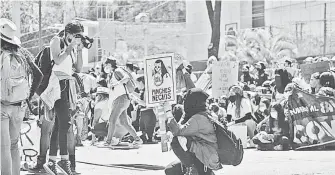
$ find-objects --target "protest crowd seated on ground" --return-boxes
[2,16,335,175]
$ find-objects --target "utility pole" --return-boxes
[323,3,327,55]
[39,0,42,50]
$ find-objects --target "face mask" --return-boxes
[104,67,112,74]
[271,111,278,119]
[229,95,236,103]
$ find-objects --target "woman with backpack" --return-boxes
[165,88,222,175]
[1,18,42,175]
[103,57,143,147]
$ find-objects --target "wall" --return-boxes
[264,1,335,56]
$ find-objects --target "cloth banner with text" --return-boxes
[287,88,335,150]
[212,61,239,98]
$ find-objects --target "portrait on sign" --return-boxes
[144,54,176,106]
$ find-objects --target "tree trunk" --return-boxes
[206,0,222,59]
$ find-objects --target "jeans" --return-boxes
[49,80,71,156]
[39,110,55,156]
[139,108,156,141]
[38,112,76,157]
[106,94,136,143]
[167,137,213,175]
[1,102,27,175]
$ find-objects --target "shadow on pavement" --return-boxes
[77,161,165,171]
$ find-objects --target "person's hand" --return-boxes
[77,42,84,51]
[227,121,235,127]
[256,123,262,131]
[162,101,171,113]
[110,81,120,87]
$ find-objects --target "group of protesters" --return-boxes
[2,16,335,175]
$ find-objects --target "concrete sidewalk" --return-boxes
[22,143,335,175]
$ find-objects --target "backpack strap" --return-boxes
[114,68,131,100]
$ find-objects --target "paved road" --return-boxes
[21,142,335,175]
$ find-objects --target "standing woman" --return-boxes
[1,18,42,175]
[104,57,143,146]
[44,20,84,175]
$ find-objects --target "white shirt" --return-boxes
[51,37,77,76]
[108,69,127,103]
[227,98,252,121]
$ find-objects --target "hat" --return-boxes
[96,87,109,94]
[0,18,21,45]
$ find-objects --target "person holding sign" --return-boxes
[103,58,143,147]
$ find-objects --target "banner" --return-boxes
[144,53,176,106]
[287,88,335,150]
[212,61,239,98]
[300,61,331,83]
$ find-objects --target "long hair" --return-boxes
[1,39,31,74]
[154,59,170,79]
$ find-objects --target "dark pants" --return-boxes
[165,137,213,175]
[139,108,156,141]
[49,80,71,156]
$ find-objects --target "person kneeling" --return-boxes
[165,88,222,175]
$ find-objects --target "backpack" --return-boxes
[34,38,65,95]
[201,112,244,166]
[1,51,30,104]
[114,67,136,93]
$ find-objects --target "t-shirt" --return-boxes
[50,37,77,76]
[108,68,128,102]
[227,98,252,121]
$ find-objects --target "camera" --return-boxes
[74,34,94,49]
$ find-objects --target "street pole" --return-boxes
[39,0,42,50]
[144,25,148,56]
[323,3,327,56]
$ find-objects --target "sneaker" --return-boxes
[28,156,46,173]
[43,160,57,175]
[132,137,143,146]
[71,166,81,175]
[56,160,73,175]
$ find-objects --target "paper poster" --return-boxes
[212,61,239,98]
[144,53,176,106]
[300,61,331,83]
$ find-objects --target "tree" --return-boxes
[206,0,222,59]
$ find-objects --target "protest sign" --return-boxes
[144,53,176,106]
[287,88,335,150]
[300,61,331,83]
[212,61,239,98]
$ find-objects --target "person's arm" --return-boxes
[19,47,44,99]
[167,116,199,136]
[113,69,130,86]
[183,69,196,90]
[73,45,83,73]
[50,37,76,65]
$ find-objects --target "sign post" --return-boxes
[144,53,176,152]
